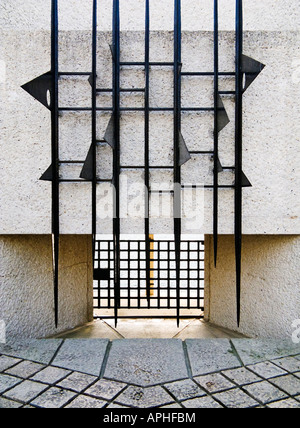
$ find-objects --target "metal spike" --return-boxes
[104,116,115,149]
[242,55,265,91]
[80,144,94,181]
[179,133,191,166]
[217,94,230,132]
[22,72,52,110]
[241,171,252,187]
[40,164,53,181]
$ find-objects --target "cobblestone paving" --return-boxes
[0,339,299,408]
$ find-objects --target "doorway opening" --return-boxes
[93,234,205,322]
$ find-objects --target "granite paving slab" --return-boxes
[66,395,108,408]
[31,366,71,385]
[4,380,48,403]
[271,357,300,373]
[164,379,206,401]
[5,361,45,379]
[213,389,259,409]
[194,373,235,394]
[31,387,76,408]
[267,398,300,409]
[182,396,223,409]
[247,361,288,379]
[0,356,21,372]
[85,379,126,401]
[104,339,188,386]
[231,340,300,365]
[185,340,241,376]
[52,339,109,376]
[115,386,175,408]
[221,367,262,386]
[243,381,287,404]
[269,375,300,396]
[57,372,98,393]
[0,340,63,365]
[0,397,23,408]
[0,374,22,394]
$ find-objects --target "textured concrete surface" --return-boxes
[0,1,299,235]
[0,235,93,339]
[0,338,299,408]
[206,235,300,338]
[52,339,109,376]
[104,339,188,386]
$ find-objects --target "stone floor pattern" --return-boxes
[0,339,299,408]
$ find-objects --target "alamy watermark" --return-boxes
[292,320,300,344]
[0,320,6,344]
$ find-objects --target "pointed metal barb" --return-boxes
[109,44,115,61]
[104,115,115,149]
[22,72,52,110]
[242,55,265,92]
[241,171,252,187]
[215,156,224,173]
[80,144,94,181]
[88,73,94,87]
[179,133,191,166]
[40,164,53,181]
[217,94,230,132]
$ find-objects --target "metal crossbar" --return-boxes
[22,0,265,327]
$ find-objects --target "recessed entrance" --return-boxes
[93,234,205,322]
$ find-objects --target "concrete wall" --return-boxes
[205,235,300,338]
[0,235,93,338]
[0,0,299,234]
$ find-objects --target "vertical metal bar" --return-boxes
[92,0,98,284]
[213,0,219,267]
[112,0,121,326]
[145,0,151,306]
[174,0,182,327]
[51,0,59,328]
[235,0,243,327]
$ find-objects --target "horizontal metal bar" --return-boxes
[58,72,91,76]
[97,88,146,93]
[181,72,235,77]
[59,179,112,183]
[190,151,214,155]
[59,107,214,113]
[59,160,84,164]
[219,91,236,95]
[120,62,174,67]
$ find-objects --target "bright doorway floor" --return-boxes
[54,319,247,340]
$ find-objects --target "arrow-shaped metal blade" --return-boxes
[241,171,252,187]
[217,95,230,132]
[179,133,191,166]
[40,164,53,181]
[242,55,265,92]
[215,156,224,173]
[104,116,115,149]
[80,144,94,181]
[22,72,52,110]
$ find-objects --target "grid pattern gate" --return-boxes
[93,239,204,317]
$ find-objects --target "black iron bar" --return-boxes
[58,72,91,76]
[112,0,121,326]
[96,88,145,93]
[235,0,243,327]
[91,0,98,271]
[213,0,219,267]
[181,72,235,77]
[145,0,151,306]
[59,107,214,112]
[51,0,59,328]
[174,0,182,327]
[120,62,174,67]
